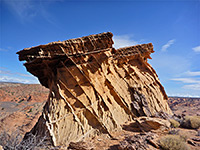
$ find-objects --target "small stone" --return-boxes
[0,145,3,150]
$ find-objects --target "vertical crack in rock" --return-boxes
[17,32,172,146]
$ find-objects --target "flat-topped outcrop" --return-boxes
[17,32,172,146]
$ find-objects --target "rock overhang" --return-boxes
[17,32,154,63]
[17,32,172,146]
[17,32,155,88]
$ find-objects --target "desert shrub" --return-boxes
[181,116,200,129]
[0,130,58,150]
[168,129,180,135]
[28,108,32,113]
[159,135,189,150]
[168,129,188,141]
[169,119,180,128]
[0,130,23,150]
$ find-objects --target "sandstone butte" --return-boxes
[17,32,172,146]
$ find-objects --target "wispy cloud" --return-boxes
[0,76,39,84]
[16,73,33,78]
[3,0,60,24]
[113,35,138,49]
[161,39,175,52]
[168,93,200,98]
[0,48,8,52]
[3,0,37,21]
[171,78,200,84]
[0,70,12,75]
[192,46,200,52]
[185,71,200,76]
[0,68,39,84]
[0,69,32,77]
[0,47,12,52]
[183,84,200,91]
[171,77,200,91]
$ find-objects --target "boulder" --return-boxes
[137,117,171,131]
[68,141,95,150]
[17,32,172,146]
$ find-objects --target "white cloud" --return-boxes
[168,93,200,98]
[3,0,37,21]
[113,35,138,49]
[0,48,8,52]
[0,70,11,75]
[0,47,13,52]
[185,71,200,76]
[0,68,39,84]
[192,46,200,52]
[161,39,175,52]
[0,76,39,84]
[171,78,200,84]
[183,84,200,91]
[171,77,200,91]
[16,73,33,77]
[3,0,59,24]
[0,69,33,77]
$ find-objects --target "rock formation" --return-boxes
[17,32,172,146]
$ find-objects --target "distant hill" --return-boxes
[0,82,48,135]
[0,83,49,102]
[0,82,24,87]
[168,96,200,116]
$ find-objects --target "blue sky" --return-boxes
[0,0,200,97]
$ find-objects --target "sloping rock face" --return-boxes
[17,32,172,146]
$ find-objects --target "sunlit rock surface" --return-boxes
[17,32,172,146]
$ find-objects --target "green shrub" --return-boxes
[182,116,200,129]
[169,119,180,128]
[159,135,189,150]
[28,108,32,113]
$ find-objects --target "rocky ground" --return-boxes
[168,97,200,116]
[0,82,199,150]
[0,82,48,136]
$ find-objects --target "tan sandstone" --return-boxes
[137,116,171,131]
[17,32,172,146]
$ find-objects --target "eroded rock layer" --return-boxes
[17,32,172,146]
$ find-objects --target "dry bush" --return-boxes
[0,130,59,150]
[159,135,190,150]
[168,129,180,135]
[182,116,200,129]
[0,130,22,150]
[169,119,180,128]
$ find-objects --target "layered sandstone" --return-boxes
[17,32,172,146]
